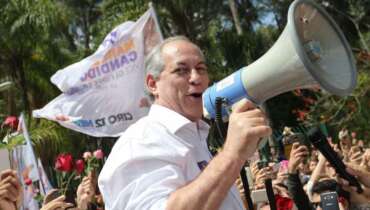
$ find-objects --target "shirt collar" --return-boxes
[148,104,209,134]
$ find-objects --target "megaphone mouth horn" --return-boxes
[288,0,357,96]
[203,0,357,120]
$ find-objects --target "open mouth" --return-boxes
[188,93,202,101]
[190,93,202,97]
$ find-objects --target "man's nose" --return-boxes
[189,69,204,84]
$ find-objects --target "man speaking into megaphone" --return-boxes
[98,0,358,209]
[99,36,272,210]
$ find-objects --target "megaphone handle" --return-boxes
[214,97,254,209]
[215,97,227,140]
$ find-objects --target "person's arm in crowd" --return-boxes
[166,99,271,210]
[253,166,273,190]
[286,143,312,210]
[76,173,96,210]
[235,176,248,209]
[0,169,22,210]
[346,146,363,165]
[306,152,329,199]
[309,152,327,184]
[336,164,370,206]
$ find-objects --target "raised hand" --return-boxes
[287,143,308,174]
[223,99,272,162]
[0,169,22,210]
[76,173,96,210]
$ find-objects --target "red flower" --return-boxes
[93,149,104,160]
[2,116,19,130]
[55,154,73,172]
[75,159,85,174]
[24,178,33,186]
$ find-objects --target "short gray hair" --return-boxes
[144,36,204,101]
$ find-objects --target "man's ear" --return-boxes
[146,74,158,96]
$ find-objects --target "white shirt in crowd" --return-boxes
[98,104,245,210]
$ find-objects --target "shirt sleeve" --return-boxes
[286,173,313,210]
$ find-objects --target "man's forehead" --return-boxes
[162,40,203,57]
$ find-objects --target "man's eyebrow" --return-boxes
[197,61,207,66]
[175,61,207,66]
[175,62,187,66]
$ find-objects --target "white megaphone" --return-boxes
[203,0,357,119]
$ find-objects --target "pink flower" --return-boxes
[93,149,104,159]
[75,159,85,174]
[83,152,92,161]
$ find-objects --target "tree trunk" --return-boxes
[6,89,16,115]
[228,0,243,35]
[12,56,31,117]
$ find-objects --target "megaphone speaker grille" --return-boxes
[288,0,357,96]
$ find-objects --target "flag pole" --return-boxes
[20,113,46,195]
[148,2,164,41]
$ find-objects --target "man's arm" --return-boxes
[166,99,271,210]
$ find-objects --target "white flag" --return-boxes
[33,7,163,137]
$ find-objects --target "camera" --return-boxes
[282,132,310,159]
[251,189,268,203]
[320,191,340,210]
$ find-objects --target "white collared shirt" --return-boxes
[98,104,245,210]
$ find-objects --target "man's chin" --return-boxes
[186,110,203,122]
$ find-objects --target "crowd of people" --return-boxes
[1,128,369,210]
[1,36,369,210]
[239,128,370,210]
[0,169,100,210]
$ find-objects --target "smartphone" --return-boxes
[283,135,301,159]
[272,162,280,173]
[0,149,11,172]
[283,133,310,160]
[320,191,339,210]
[251,189,268,203]
[257,161,269,170]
